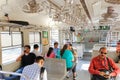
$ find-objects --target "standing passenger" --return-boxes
[46,47,55,58]
[69,44,77,78]
[76,33,83,43]
[69,44,78,63]
[61,44,76,80]
[20,56,47,80]
[53,42,60,58]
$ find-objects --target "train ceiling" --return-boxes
[0,0,120,30]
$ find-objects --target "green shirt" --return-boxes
[62,50,74,68]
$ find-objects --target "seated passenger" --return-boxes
[53,42,61,58]
[5,45,36,80]
[60,44,76,80]
[116,41,120,63]
[20,56,47,80]
[89,38,94,42]
[32,44,41,56]
[0,65,5,79]
[89,47,120,80]
[45,47,55,58]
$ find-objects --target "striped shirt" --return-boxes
[20,63,47,80]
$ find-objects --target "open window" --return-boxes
[29,32,41,52]
[1,32,22,64]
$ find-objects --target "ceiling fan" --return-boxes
[99,6,118,24]
[102,6,118,20]
[23,0,44,13]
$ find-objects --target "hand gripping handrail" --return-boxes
[0,71,29,80]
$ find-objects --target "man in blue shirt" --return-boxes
[53,42,60,58]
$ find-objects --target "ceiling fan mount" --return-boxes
[102,6,118,19]
[22,0,44,13]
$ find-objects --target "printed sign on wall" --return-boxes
[42,31,48,46]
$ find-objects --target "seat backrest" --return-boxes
[92,50,118,62]
[44,58,67,75]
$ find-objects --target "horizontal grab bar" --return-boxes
[0,71,29,80]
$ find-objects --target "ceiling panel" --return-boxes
[92,1,101,17]
[84,0,120,23]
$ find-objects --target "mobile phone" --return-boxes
[105,74,109,76]
[24,50,26,53]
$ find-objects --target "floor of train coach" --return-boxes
[64,52,91,80]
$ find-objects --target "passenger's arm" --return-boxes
[73,51,78,58]
[16,53,24,62]
[109,58,120,76]
[70,52,74,62]
[88,59,100,75]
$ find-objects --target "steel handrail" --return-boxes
[0,71,29,80]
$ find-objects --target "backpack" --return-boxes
[40,67,45,80]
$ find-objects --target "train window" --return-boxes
[106,31,120,47]
[50,29,59,47]
[0,0,6,5]
[29,32,41,52]
[1,32,22,64]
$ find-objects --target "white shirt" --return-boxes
[32,50,41,57]
[20,63,47,80]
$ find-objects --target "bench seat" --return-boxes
[48,74,65,80]
[44,58,67,80]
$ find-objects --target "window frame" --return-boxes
[29,32,42,52]
[1,31,23,64]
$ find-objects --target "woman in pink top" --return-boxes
[46,47,55,58]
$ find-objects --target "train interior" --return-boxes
[0,0,120,80]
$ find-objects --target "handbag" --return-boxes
[91,69,114,80]
[91,74,110,80]
[91,57,115,80]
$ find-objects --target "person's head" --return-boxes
[69,43,72,50]
[119,40,120,42]
[47,47,54,57]
[63,44,70,50]
[24,45,31,54]
[35,56,45,67]
[69,43,74,53]
[33,44,39,50]
[54,42,58,48]
[60,44,70,56]
[99,47,107,59]
[78,33,81,36]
